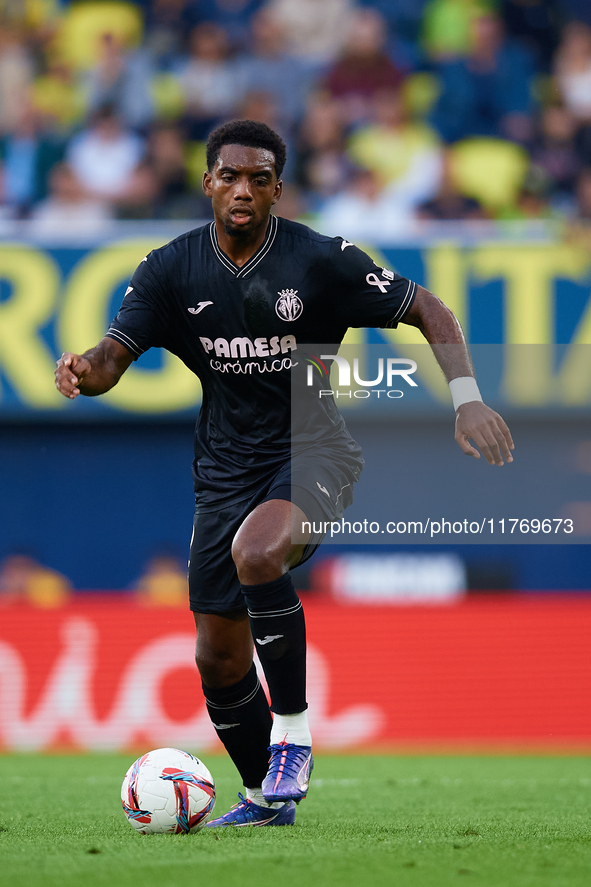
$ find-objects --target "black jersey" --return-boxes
[107,216,416,503]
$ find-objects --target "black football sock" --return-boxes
[241,573,307,716]
[202,663,272,789]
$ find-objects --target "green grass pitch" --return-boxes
[1,753,590,887]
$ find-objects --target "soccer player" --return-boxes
[55,120,513,828]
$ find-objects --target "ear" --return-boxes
[271,179,283,206]
[202,170,212,197]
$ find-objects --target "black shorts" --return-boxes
[188,447,362,614]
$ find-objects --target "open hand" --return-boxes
[455,401,514,466]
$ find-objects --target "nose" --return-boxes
[233,176,253,201]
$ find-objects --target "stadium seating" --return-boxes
[449,137,530,213]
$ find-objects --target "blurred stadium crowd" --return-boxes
[0,548,189,606]
[1,0,591,234]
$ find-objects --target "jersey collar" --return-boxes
[209,214,279,278]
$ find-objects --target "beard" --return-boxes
[222,222,247,238]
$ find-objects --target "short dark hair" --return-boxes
[206,119,287,178]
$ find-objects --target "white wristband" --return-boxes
[449,376,482,411]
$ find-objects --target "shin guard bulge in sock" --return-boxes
[241,573,307,716]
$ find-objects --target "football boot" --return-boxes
[261,741,313,803]
[206,793,295,827]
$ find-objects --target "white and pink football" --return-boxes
[121,747,215,834]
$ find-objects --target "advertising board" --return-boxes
[2,599,590,751]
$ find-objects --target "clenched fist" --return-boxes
[54,352,91,399]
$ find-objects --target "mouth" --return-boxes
[229,207,253,225]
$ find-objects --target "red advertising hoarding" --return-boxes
[1,597,590,751]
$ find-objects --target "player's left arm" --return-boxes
[402,285,514,466]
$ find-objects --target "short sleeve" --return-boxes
[106,251,171,359]
[327,238,417,329]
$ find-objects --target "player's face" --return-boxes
[203,145,282,237]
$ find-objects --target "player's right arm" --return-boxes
[56,246,172,400]
[54,338,134,399]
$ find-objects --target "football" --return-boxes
[121,747,215,834]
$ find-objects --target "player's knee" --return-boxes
[195,647,248,688]
[231,536,284,584]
